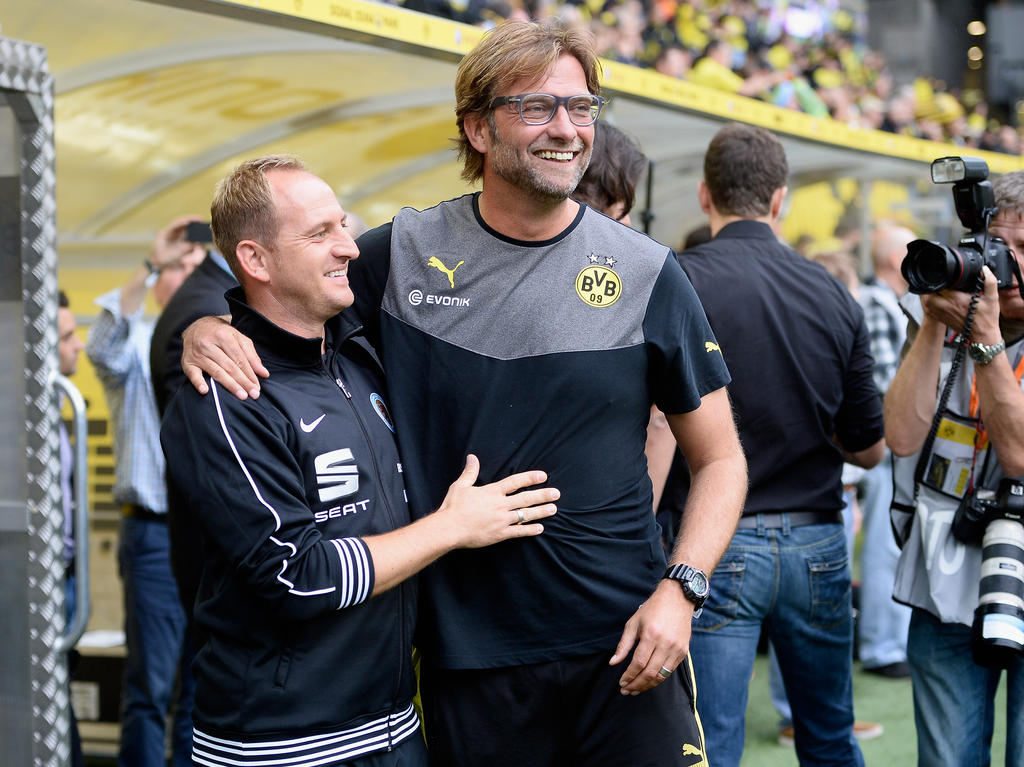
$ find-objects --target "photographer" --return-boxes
[885,168,1024,766]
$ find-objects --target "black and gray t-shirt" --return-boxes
[350,193,729,669]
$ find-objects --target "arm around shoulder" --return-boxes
[181,314,267,400]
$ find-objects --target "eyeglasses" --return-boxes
[488,92,607,126]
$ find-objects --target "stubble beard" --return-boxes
[488,123,591,203]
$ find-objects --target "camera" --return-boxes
[901,156,1017,294]
[952,477,1024,668]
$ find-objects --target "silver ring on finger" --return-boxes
[515,508,525,525]
[658,666,673,680]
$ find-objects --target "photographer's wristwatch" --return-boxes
[663,563,710,618]
[968,338,1005,366]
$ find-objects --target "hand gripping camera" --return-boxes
[952,477,1024,668]
[901,157,1020,294]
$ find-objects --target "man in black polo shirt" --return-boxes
[669,123,885,767]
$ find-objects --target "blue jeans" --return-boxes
[858,456,910,668]
[769,493,858,725]
[690,519,863,767]
[118,517,196,767]
[907,608,1024,767]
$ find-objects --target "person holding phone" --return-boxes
[85,216,206,767]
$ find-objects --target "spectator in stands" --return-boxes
[881,88,918,137]
[996,124,1022,156]
[689,38,785,99]
[86,217,206,767]
[430,0,1018,150]
[654,44,692,79]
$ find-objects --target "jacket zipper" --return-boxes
[325,348,403,750]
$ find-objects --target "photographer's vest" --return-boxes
[891,297,1024,627]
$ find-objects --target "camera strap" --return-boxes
[966,354,1024,495]
[911,275,986,500]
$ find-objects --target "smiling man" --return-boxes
[181,22,746,766]
[159,155,558,767]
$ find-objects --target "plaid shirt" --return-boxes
[85,287,167,513]
[858,280,906,396]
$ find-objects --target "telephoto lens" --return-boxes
[902,239,985,294]
[972,519,1024,668]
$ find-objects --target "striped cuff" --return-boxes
[330,537,373,608]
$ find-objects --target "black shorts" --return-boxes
[420,650,707,767]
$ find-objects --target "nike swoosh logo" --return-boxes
[299,414,326,433]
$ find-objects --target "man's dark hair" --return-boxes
[58,290,69,308]
[703,122,788,217]
[573,122,647,216]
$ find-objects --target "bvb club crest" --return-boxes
[575,254,622,308]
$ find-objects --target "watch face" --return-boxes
[969,344,986,363]
[690,571,710,597]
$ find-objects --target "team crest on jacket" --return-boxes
[370,392,395,432]
[575,254,622,308]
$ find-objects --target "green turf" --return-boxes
[737,652,1010,766]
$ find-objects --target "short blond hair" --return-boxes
[454,20,601,184]
[211,155,306,278]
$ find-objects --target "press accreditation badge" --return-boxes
[921,411,987,499]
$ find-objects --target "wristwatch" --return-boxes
[663,563,710,618]
[968,338,1005,366]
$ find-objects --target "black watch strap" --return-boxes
[662,563,710,618]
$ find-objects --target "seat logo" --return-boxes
[315,448,359,502]
[300,414,326,433]
[575,264,622,308]
[427,256,464,288]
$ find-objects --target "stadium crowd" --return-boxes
[395,0,1022,155]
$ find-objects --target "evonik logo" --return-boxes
[315,448,359,502]
[408,288,470,308]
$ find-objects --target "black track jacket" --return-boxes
[161,287,418,765]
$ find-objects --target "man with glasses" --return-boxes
[181,20,746,766]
